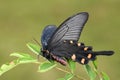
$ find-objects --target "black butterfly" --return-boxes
[41,12,114,65]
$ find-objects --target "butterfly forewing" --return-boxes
[48,12,89,50]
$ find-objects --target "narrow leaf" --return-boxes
[92,60,98,70]
[84,64,96,80]
[68,59,76,73]
[18,58,37,64]
[38,62,56,72]
[10,53,25,58]
[64,73,74,80]
[101,72,110,80]
[10,53,37,63]
[27,43,40,55]
[10,53,33,58]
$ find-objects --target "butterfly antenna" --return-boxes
[32,37,42,61]
[32,37,41,46]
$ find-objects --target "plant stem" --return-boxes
[74,75,87,80]
[55,67,70,74]
[55,67,86,80]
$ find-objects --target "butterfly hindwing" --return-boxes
[41,25,57,50]
[41,25,57,60]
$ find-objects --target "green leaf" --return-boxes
[0,60,18,76]
[10,53,25,58]
[10,53,37,63]
[101,72,110,80]
[38,62,56,72]
[27,43,40,55]
[10,52,32,58]
[18,58,37,64]
[68,59,76,73]
[84,64,96,80]
[92,60,98,70]
[64,73,74,80]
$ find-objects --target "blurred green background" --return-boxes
[0,0,119,80]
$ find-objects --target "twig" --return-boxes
[55,66,86,80]
[55,67,70,74]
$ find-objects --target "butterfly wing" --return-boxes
[41,25,57,50]
[47,12,89,50]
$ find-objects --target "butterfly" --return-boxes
[41,12,114,65]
